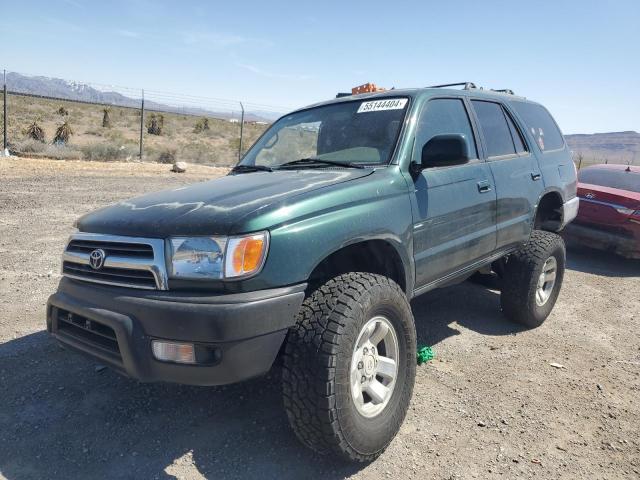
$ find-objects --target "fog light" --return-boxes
[152,341,196,364]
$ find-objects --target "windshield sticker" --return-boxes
[357,98,408,113]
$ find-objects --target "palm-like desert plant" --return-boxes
[26,119,45,142]
[102,107,111,128]
[147,113,164,135]
[53,121,73,144]
[194,117,210,133]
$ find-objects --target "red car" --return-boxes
[564,164,640,258]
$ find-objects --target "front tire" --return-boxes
[500,230,566,328]
[282,273,416,462]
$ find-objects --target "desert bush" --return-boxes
[53,121,73,144]
[56,106,69,116]
[157,148,177,164]
[81,142,136,161]
[194,117,210,133]
[25,119,45,142]
[14,139,81,160]
[102,107,111,128]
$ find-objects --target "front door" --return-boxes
[409,97,497,290]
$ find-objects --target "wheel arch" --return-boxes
[533,189,565,232]
[307,238,412,296]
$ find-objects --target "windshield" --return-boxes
[240,98,409,168]
[579,168,640,194]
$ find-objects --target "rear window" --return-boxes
[511,101,564,152]
[578,168,640,193]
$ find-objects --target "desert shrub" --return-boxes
[157,148,177,164]
[81,142,136,161]
[14,139,81,160]
[194,117,210,133]
[102,107,111,128]
[25,119,45,142]
[53,121,73,144]
[57,106,69,116]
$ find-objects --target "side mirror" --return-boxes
[419,134,470,169]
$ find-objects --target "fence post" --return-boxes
[139,89,144,159]
[3,69,7,156]
[238,102,245,162]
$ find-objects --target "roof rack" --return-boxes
[492,89,515,95]
[428,82,477,90]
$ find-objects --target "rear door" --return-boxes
[409,97,497,289]
[470,100,544,249]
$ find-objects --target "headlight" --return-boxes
[168,231,269,280]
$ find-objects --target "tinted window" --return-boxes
[472,101,516,157]
[578,168,640,193]
[504,110,527,153]
[511,101,564,151]
[415,98,477,160]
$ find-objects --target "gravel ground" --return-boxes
[0,157,638,480]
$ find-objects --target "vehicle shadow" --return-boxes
[0,281,516,480]
[566,244,640,278]
[411,280,525,347]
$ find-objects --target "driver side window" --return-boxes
[414,98,478,162]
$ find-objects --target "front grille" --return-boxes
[63,261,157,289]
[57,308,120,357]
[67,240,154,259]
[61,234,168,290]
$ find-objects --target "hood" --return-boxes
[77,169,373,237]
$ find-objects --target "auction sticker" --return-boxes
[357,98,408,113]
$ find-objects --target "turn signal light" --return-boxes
[152,341,196,364]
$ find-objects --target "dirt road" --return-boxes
[1,157,638,479]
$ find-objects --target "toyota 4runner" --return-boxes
[47,82,578,462]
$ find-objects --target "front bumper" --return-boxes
[46,278,306,385]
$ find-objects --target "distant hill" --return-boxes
[565,131,639,166]
[6,72,280,122]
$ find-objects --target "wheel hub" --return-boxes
[350,316,399,418]
[535,256,557,306]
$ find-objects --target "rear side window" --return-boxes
[511,101,565,151]
[415,98,478,160]
[578,168,640,193]
[504,110,527,154]
[471,100,516,157]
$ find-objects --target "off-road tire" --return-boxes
[500,230,566,328]
[282,273,416,462]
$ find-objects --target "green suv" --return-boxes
[47,83,578,462]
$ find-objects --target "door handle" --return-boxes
[531,172,541,181]
[477,181,492,193]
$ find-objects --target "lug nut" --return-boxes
[363,347,368,354]
[357,361,363,370]
[361,376,366,383]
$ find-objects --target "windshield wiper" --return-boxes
[278,158,366,169]
[230,164,274,173]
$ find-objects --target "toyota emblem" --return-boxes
[89,249,106,270]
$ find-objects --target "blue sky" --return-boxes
[1,0,638,133]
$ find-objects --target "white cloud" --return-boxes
[236,63,312,81]
[115,29,141,38]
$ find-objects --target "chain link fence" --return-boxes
[1,69,292,166]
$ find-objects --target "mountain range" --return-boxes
[5,72,280,122]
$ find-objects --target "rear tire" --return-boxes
[500,230,566,328]
[282,273,416,462]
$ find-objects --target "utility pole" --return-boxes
[139,89,144,159]
[3,70,7,156]
[238,101,245,161]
